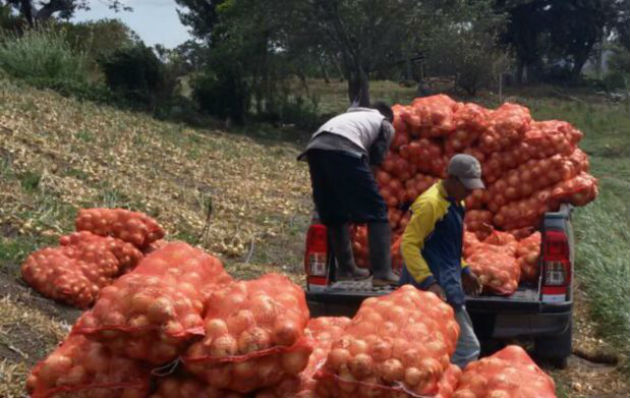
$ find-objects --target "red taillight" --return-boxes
[304,224,328,279]
[541,230,571,302]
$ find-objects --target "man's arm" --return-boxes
[368,121,394,166]
[401,199,440,288]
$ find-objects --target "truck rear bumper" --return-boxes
[307,291,572,340]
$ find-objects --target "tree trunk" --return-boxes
[318,58,330,84]
[19,0,34,26]
[347,66,370,106]
[570,46,593,83]
[516,59,524,85]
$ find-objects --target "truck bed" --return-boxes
[308,278,538,302]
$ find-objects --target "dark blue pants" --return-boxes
[306,149,388,225]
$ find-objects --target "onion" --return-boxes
[369,338,393,362]
[233,360,258,379]
[251,295,277,324]
[381,358,404,382]
[56,365,86,386]
[272,319,299,346]
[348,353,374,379]
[326,348,351,370]
[182,313,203,329]
[39,354,72,385]
[130,293,154,315]
[238,327,271,353]
[210,335,238,357]
[349,339,368,356]
[147,297,175,324]
[227,310,255,335]
[281,350,310,374]
[205,318,229,338]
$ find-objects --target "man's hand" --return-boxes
[427,283,447,301]
[462,271,482,296]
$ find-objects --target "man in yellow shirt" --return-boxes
[400,154,483,368]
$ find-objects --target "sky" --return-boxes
[72,0,194,49]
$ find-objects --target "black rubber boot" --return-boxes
[328,223,370,280]
[368,221,399,287]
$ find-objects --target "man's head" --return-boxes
[372,101,394,123]
[444,154,485,201]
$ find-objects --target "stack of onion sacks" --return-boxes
[183,273,312,393]
[315,285,460,397]
[72,242,232,365]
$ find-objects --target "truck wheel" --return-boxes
[534,317,572,369]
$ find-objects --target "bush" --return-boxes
[99,44,173,109]
[192,70,250,123]
[0,27,88,82]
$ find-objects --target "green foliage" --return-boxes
[99,44,173,109]
[603,45,630,90]
[192,68,249,123]
[0,26,89,82]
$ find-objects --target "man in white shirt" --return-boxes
[298,102,399,286]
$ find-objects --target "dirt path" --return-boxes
[545,284,629,397]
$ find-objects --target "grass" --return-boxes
[0,28,88,82]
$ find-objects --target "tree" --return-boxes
[498,0,626,83]
[0,0,130,26]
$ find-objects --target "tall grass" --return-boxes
[0,27,88,82]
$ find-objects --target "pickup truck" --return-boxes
[303,204,574,368]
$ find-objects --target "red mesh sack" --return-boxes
[26,334,151,398]
[516,232,541,283]
[152,373,240,397]
[256,316,352,398]
[463,210,493,236]
[183,273,312,393]
[479,103,531,154]
[21,248,98,308]
[482,143,533,184]
[60,231,144,273]
[409,94,458,137]
[315,285,460,397]
[524,120,582,158]
[486,153,584,210]
[446,103,489,153]
[453,345,556,397]
[465,242,519,295]
[401,172,438,203]
[435,363,462,398]
[76,208,165,248]
[493,188,554,231]
[551,172,599,207]
[463,231,482,259]
[73,242,232,364]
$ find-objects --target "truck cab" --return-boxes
[303,204,574,368]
